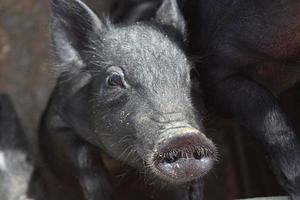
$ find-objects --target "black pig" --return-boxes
[38,0,216,199]
[183,0,300,199]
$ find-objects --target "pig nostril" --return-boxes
[160,148,208,163]
[165,156,176,163]
[193,150,203,160]
[162,152,180,164]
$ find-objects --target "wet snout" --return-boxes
[152,128,217,183]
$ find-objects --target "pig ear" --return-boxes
[155,0,186,36]
[50,0,104,77]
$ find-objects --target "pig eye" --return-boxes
[107,73,125,88]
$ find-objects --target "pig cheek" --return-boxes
[92,120,124,157]
[97,122,137,163]
[98,132,128,161]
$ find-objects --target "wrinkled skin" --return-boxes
[37,0,216,200]
[182,0,300,199]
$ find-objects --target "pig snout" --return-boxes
[152,128,217,183]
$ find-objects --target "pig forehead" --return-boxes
[100,25,189,76]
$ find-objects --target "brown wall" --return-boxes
[0,0,52,143]
[0,0,115,144]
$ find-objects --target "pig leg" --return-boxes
[40,127,114,200]
[75,144,114,200]
[172,179,204,200]
[206,75,300,199]
[186,179,204,200]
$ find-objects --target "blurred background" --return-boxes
[0,0,299,199]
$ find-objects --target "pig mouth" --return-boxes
[151,133,217,183]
